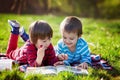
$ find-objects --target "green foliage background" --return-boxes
[39,0,120,19]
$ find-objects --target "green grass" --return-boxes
[0,14,120,80]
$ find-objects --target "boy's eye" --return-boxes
[48,38,51,40]
[43,40,47,42]
[43,38,51,42]
[70,38,74,40]
[63,36,67,39]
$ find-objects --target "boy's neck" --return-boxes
[69,45,76,52]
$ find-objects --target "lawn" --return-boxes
[0,14,120,80]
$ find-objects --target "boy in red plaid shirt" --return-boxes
[6,20,58,67]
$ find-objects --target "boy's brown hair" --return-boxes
[29,20,53,44]
[60,16,82,37]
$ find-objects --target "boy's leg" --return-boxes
[6,20,20,59]
[6,34,19,59]
[19,27,29,42]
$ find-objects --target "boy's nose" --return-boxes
[44,43,48,46]
[66,39,70,43]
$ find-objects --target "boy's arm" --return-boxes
[55,40,68,61]
[27,49,42,67]
[25,41,43,67]
[36,46,45,66]
[55,41,70,65]
[57,54,68,61]
[46,44,58,65]
[80,44,91,65]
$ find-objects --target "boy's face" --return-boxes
[35,37,51,49]
[61,31,78,49]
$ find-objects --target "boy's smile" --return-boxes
[62,31,78,51]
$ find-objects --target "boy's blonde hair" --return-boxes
[29,20,53,44]
[60,16,82,37]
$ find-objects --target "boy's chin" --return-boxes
[67,45,72,48]
[68,45,75,48]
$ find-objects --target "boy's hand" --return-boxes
[77,62,88,69]
[54,61,64,66]
[36,45,45,65]
[58,54,68,61]
[37,45,45,56]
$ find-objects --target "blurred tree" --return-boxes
[0,0,120,19]
[11,0,26,14]
[42,0,48,11]
[0,0,13,13]
[11,0,41,14]
[0,0,42,14]
[67,0,105,18]
[98,0,120,19]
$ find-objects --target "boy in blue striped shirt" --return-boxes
[54,16,91,69]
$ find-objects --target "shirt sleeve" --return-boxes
[27,48,40,67]
[45,44,58,65]
[55,40,71,65]
[25,41,41,67]
[80,43,91,65]
[55,39,64,55]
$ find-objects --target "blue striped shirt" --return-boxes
[56,38,91,65]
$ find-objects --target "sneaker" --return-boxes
[91,59,112,70]
[8,20,20,27]
[99,60,112,70]
[8,20,20,34]
[19,27,25,36]
[20,27,29,42]
[19,64,28,72]
[91,54,101,62]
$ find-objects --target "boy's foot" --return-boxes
[8,20,20,27]
[8,20,20,34]
[20,27,29,42]
[19,27,25,36]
